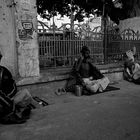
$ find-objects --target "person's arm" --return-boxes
[75,72,86,86]
[124,68,133,81]
[0,90,14,111]
[90,63,104,79]
[1,67,17,98]
[72,58,85,86]
[126,68,132,76]
[7,80,17,98]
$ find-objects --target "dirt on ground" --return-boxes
[0,80,140,140]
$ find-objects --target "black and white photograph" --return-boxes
[0,0,140,139]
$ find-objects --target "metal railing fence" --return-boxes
[38,22,140,68]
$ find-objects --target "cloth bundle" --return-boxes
[83,77,110,93]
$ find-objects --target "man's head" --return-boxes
[81,46,90,58]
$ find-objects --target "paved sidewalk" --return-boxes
[0,81,140,140]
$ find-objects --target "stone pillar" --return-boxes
[0,0,17,76]
[15,0,40,77]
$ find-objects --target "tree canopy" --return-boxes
[37,0,140,24]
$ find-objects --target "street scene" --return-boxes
[0,0,140,140]
[0,81,140,140]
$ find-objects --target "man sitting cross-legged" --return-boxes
[56,46,110,95]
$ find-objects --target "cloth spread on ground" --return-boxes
[100,85,120,92]
[82,85,120,95]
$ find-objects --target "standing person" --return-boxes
[56,46,110,95]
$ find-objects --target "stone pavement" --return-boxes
[0,80,140,140]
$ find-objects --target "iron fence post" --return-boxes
[102,1,107,64]
[103,17,107,64]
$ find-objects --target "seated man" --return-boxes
[123,46,140,84]
[56,46,110,95]
[0,52,39,124]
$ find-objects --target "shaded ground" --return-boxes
[0,81,140,140]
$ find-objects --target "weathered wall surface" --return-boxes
[0,0,17,76]
[15,0,40,77]
[119,17,140,33]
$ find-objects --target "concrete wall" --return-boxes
[15,0,40,78]
[0,0,40,78]
[0,0,17,76]
[119,17,140,32]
